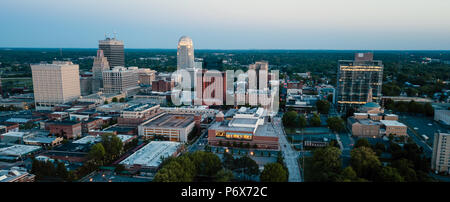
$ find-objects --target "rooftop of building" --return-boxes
[120,141,180,167]
[379,120,407,127]
[229,118,259,126]
[0,167,32,182]
[1,131,27,138]
[0,144,41,156]
[24,136,59,144]
[73,135,134,144]
[363,102,381,108]
[48,121,80,126]
[209,120,256,133]
[123,104,158,112]
[141,113,195,129]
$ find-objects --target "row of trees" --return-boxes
[384,99,434,116]
[282,111,321,128]
[306,138,433,182]
[153,151,224,182]
[30,159,75,181]
[154,150,289,182]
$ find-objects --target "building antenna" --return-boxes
[113,30,117,39]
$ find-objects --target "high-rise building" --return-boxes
[336,53,383,112]
[431,132,450,174]
[195,69,227,105]
[177,36,194,70]
[80,73,93,96]
[176,36,198,89]
[102,66,139,94]
[99,36,124,67]
[91,49,110,93]
[31,61,81,110]
[248,61,269,90]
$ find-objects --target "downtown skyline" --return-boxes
[1,0,450,50]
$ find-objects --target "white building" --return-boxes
[431,132,450,174]
[120,141,181,169]
[31,61,81,110]
[177,36,194,70]
[102,66,139,94]
[434,110,450,126]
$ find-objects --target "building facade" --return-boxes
[336,53,383,112]
[431,132,450,174]
[138,113,195,142]
[98,37,124,67]
[91,49,110,93]
[177,36,194,70]
[102,67,139,94]
[31,61,81,111]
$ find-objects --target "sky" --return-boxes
[1,0,450,50]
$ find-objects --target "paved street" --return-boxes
[273,116,302,182]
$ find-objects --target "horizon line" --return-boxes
[1,47,450,52]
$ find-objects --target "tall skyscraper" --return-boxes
[31,61,81,110]
[177,36,199,89]
[431,132,450,174]
[248,61,269,90]
[99,36,124,67]
[91,49,110,93]
[195,69,227,106]
[102,66,139,94]
[177,36,194,70]
[336,53,383,112]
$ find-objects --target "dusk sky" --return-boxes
[1,0,450,50]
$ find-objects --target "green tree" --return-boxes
[350,147,381,180]
[233,156,260,178]
[119,97,125,102]
[310,146,342,181]
[310,113,321,127]
[101,134,123,161]
[56,160,68,179]
[189,151,222,177]
[154,161,194,182]
[260,163,288,182]
[215,169,235,182]
[327,116,345,132]
[297,114,307,129]
[316,100,330,114]
[424,102,434,116]
[377,166,404,182]
[338,166,358,182]
[88,143,106,162]
[112,97,118,102]
[282,111,298,127]
[354,138,371,148]
[391,158,418,182]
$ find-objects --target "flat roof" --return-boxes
[123,104,158,112]
[120,141,180,167]
[141,113,195,129]
[1,132,27,138]
[73,135,134,144]
[380,120,406,127]
[209,121,255,133]
[230,118,258,126]
[0,144,41,156]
